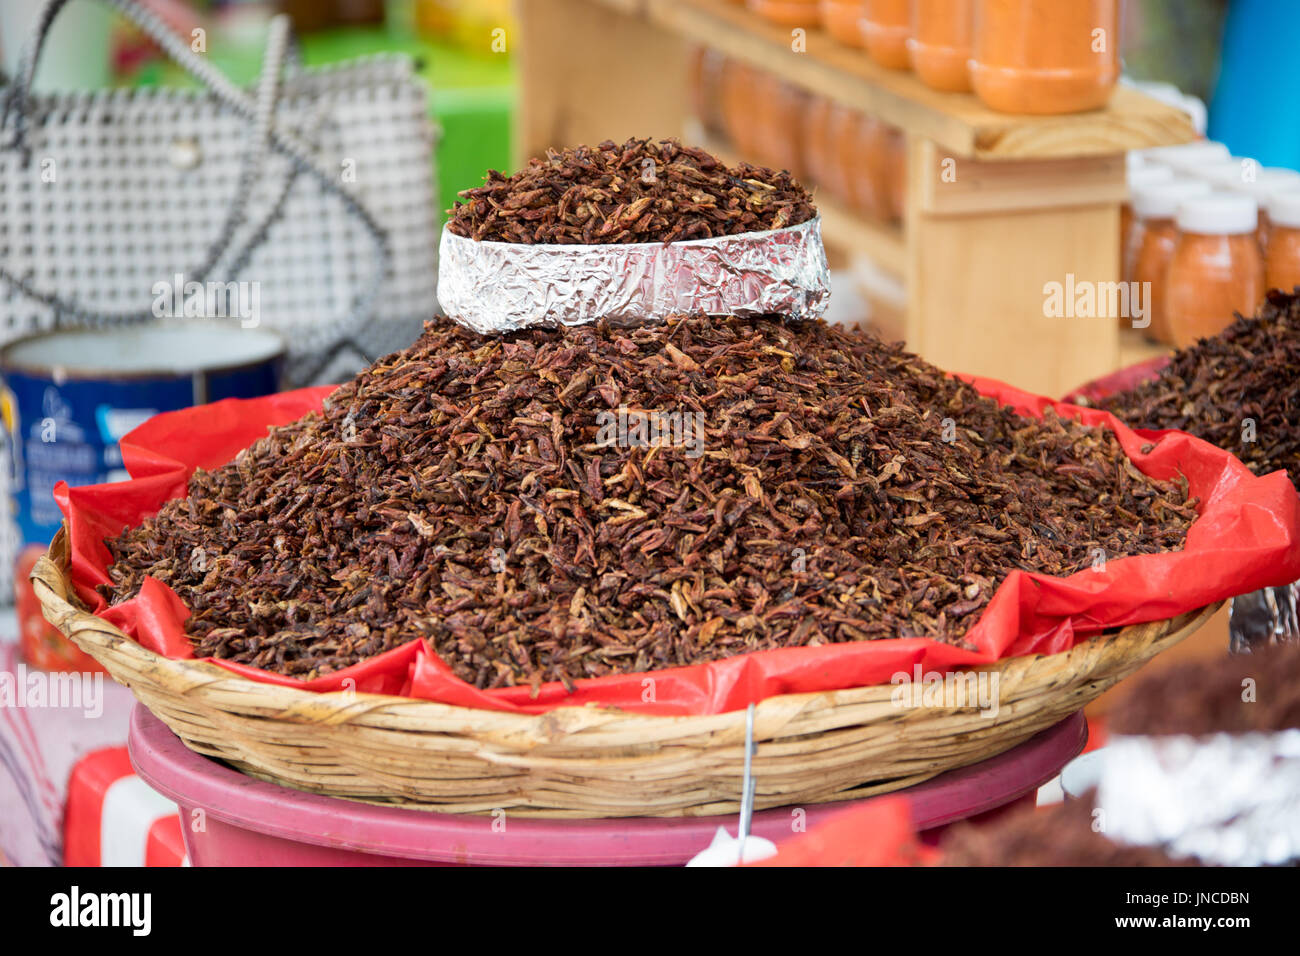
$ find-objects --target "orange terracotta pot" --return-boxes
[971,0,1120,114]
[909,0,973,92]
[749,0,823,27]
[861,0,912,70]
[821,0,867,46]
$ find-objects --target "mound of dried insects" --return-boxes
[1098,289,1300,488]
[446,137,816,244]
[102,316,1195,691]
[1108,643,1300,736]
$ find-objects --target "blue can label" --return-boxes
[2,357,280,548]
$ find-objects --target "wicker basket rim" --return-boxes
[32,526,1216,730]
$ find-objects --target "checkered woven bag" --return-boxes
[0,0,439,385]
[0,0,439,601]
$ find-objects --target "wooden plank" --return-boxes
[902,130,924,350]
[644,0,1196,160]
[909,204,1123,395]
[905,134,1123,396]
[585,0,648,12]
[515,0,688,165]
[919,146,1127,216]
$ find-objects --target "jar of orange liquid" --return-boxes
[1226,167,1300,249]
[860,0,912,69]
[1165,194,1266,348]
[762,80,811,178]
[970,0,1120,114]
[1122,164,1174,285]
[1265,191,1300,293]
[1192,158,1253,190]
[1193,158,1256,226]
[1131,179,1211,342]
[720,59,761,159]
[884,124,906,222]
[749,70,780,169]
[1192,159,1262,246]
[749,0,822,27]
[823,104,858,209]
[688,46,728,138]
[1143,140,1230,174]
[803,95,839,195]
[856,112,897,219]
[822,0,867,46]
[833,109,885,218]
[909,0,973,92]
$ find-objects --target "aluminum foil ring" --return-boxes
[1096,731,1300,866]
[436,216,831,334]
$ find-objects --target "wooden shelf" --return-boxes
[639,0,1195,160]
[587,0,647,13]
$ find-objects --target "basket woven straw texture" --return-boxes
[34,528,1216,817]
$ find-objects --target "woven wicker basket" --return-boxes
[34,528,1217,817]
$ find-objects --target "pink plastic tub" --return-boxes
[129,705,1085,866]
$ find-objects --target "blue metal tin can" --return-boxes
[0,323,284,647]
[2,322,285,545]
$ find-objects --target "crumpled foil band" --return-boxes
[1096,731,1300,866]
[436,217,831,334]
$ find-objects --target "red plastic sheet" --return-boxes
[55,377,1300,716]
